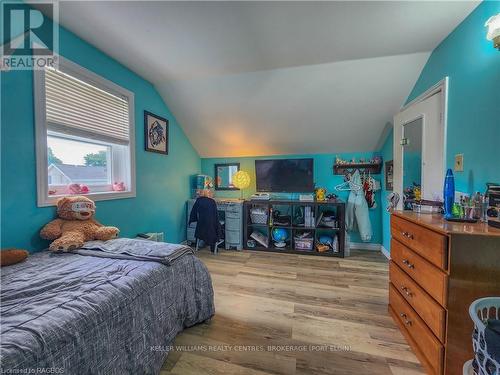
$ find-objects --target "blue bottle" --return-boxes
[443,169,455,218]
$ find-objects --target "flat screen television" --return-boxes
[255,158,314,193]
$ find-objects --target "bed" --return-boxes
[0,241,214,374]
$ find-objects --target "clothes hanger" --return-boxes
[335,171,361,191]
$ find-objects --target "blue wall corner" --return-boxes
[379,129,394,253]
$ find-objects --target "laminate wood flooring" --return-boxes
[161,249,424,375]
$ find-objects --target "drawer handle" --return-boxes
[401,286,413,297]
[402,259,415,270]
[401,231,414,240]
[399,312,412,325]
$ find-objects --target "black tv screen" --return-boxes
[255,158,314,193]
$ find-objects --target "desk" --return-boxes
[187,198,244,250]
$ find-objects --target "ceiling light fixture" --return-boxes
[485,13,500,50]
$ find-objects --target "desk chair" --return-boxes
[188,196,224,254]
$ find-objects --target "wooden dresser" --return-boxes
[389,211,500,375]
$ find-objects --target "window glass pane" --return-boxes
[47,135,111,194]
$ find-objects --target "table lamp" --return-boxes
[232,170,250,199]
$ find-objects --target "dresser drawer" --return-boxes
[225,217,241,230]
[389,285,444,375]
[225,211,241,219]
[225,230,241,244]
[391,239,448,306]
[390,261,446,342]
[391,215,448,270]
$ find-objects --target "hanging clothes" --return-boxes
[345,170,373,242]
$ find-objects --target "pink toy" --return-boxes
[67,183,90,195]
[112,182,126,191]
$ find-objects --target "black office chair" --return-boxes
[188,196,224,254]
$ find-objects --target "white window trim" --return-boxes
[34,55,136,207]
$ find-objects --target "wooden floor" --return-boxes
[161,249,425,375]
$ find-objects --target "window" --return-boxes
[35,56,135,206]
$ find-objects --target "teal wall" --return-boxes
[407,0,500,194]
[202,153,383,245]
[380,1,500,253]
[380,130,394,253]
[0,13,201,251]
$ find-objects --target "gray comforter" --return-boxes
[0,246,215,374]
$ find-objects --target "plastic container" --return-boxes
[294,237,314,250]
[469,297,500,375]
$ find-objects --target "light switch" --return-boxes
[454,154,464,172]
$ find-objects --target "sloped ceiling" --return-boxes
[52,1,479,157]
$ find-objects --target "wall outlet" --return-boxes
[454,154,464,172]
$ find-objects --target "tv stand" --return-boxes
[243,199,346,257]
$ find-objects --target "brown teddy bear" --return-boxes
[40,196,119,252]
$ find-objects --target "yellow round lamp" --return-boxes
[232,170,251,199]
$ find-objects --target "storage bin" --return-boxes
[250,208,268,224]
[294,236,314,250]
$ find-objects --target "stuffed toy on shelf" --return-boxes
[40,196,119,252]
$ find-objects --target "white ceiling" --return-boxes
[52,1,478,157]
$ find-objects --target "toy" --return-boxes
[112,182,126,191]
[1,249,28,266]
[40,196,119,252]
[67,183,90,195]
[272,228,288,242]
[315,187,327,201]
[316,243,330,253]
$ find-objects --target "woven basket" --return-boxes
[469,297,500,375]
[250,208,268,224]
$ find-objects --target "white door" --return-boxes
[393,89,446,209]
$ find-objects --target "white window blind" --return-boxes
[45,68,130,145]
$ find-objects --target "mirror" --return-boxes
[215,163,240,190]
[402,117,423,209]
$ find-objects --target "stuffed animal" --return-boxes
[67,183,90,195]
[112,182,126,191]
[40,196,119,252]
[1,249,29,266]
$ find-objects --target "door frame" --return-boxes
[393,77,448,208]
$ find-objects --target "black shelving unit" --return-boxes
[243,199,346,257]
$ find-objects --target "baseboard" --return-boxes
[350,242,381,251]
[380,246,391,260]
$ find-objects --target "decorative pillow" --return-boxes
[0,249,29,266]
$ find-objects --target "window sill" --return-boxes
[38,190,136,207]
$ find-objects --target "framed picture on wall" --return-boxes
[144,111,169,154]
[385,160,394,191]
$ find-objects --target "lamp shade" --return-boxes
[485,14,500,49]
[232,170,251,190]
